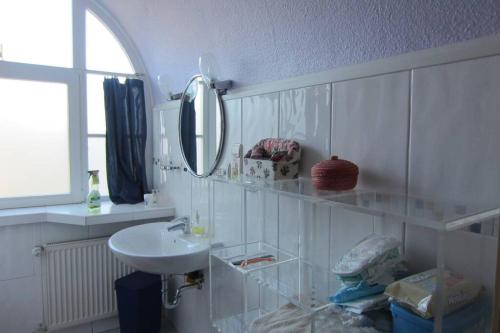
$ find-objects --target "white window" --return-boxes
[0,0,146,209]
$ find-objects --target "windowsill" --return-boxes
[0,201,175,227]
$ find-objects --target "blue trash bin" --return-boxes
[115,271,162,333]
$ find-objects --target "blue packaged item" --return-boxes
[330,280,386,303]
[390,298,488,333]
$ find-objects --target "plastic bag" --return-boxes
[333,234,402,277]
[384,269,481,319]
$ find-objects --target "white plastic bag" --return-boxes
[333,234,401,277]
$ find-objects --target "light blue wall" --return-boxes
[100,0,500,101]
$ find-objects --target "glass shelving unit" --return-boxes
[208,176,500,333]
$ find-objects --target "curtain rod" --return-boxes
[83,69,145,78]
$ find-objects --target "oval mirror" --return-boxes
[179,75,225,177]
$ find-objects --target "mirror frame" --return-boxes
[178,74,225,178]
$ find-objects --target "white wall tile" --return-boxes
[153,105,163,188]
[40,223,88,244]
[191,177,210,228]
[478,234,498,295]
[406,226,498,294]
[250,190,278,248]
[157,106,192,217]
[329,72,410,267]
[278,84,332,268]
[219,99,242,170]
[330,209,375,268]
[52,323,92,333]
[409,55,500,205]
[160,107,183,167]
[0,224,40,280]
[403,224,438,273]
[407,55,500,282]
[0,275,43,333]
[91,316,119,333]
[280,84,331,177]
[162,171,191,217]
[208,100,244,247]
[242,93,279,153]
[300,202,331,268]
[88,220,162,238]
[212,182,242,246]
[277,195,301,255]
[242,93,280,249]
[332,71,410,193]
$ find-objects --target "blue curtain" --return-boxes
[103,78,149,204]
[180,95,197,173]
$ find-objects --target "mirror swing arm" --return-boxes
[169,79,233,100]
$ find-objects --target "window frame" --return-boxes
[0,0,151,209]
[0,62,82,209]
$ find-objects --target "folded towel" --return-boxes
[338,261,407,289]
[330,281,386,303]
[335,293,389,315]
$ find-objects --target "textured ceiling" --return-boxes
[99,0,500,102]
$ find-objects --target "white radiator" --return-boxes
[40,237,133,331]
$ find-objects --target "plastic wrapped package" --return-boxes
[333,234,402,278]
[384,269,482,319]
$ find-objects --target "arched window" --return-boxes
[0,0,147,208]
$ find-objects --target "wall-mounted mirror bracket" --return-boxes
[167,80,232,100]
[210,80,233,95]
[168,92,184,101]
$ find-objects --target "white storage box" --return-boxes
[243,138,301,180]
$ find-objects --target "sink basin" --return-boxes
[108,222,209,274]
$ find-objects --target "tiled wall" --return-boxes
[156,55,500,333]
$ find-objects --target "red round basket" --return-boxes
[311,156,358,191]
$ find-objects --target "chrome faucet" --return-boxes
[167,216,191,234]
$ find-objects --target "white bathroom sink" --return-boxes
[108,222,209,274]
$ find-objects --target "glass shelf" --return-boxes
[210,248,337,332]
[210,257,366,333]
[211,242,336,313]
[209,176,500,332]
[210,176,500,231]
[210,242,298,274]
[322,191,500,231]
[210,176,355,202]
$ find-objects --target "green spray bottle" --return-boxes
[87,170,101,212]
